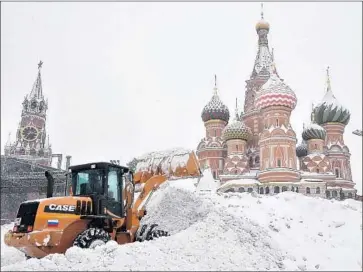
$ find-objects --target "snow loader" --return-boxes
[4,149,202,259]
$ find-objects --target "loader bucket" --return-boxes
[133,148,202,183]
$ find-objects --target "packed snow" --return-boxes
[1,173,362,271]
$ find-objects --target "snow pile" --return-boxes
[1,181,362,271]
[221,192,362,271]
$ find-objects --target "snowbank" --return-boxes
[1,181,362,271]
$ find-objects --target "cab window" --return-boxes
[107,168,121,202]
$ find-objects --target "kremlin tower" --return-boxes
[196,5,357,200]
[4,61,53,167]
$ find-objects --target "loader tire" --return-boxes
[136,224,170,242]
[73,228,111,249]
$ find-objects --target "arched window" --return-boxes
[335,168,340,178]
[326,191,331,198]
[316,187,321,194]
[277,159,282,167]
[265,187,270,194]
[247,188,253,193]
[235,170,238,174]
[315,144,317,149]
[274,186,280,194]
[348,192,353,198]
[291,187,295,192]
[255,156,260,164]
[306,187,311,194]
[238,187,245,193]
[214,130,217,137]
[236,145,238,151]
[276,119,279,126]
[259,187,264,194]
[296,187,299,193]
[282,186,288,192]
[213,171,217,179]
[316,168,319,173]
[332,191,338,198]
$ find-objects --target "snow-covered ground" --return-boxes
[1,175,362,271]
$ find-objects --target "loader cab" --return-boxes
[68,162,134,218]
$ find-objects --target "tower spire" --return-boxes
[326,66,331,93]
[29,61,44,100]
[213,74,218,95]
[235,98,239,120]
[251,4,273,79]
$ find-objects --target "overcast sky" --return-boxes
[1,2,362,192]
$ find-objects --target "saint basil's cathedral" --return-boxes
[196,10,357,199]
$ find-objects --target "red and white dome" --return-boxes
[255,66,297,110]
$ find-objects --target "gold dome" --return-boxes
[255,19,270,31]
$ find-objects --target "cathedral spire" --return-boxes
[29,61,44,100]
[251,4,273,79]
[234,98,239,120]
[326,66,332,93]
[213,74,218,95]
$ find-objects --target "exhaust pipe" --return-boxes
[45,171,54,198]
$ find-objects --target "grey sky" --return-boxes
[1,2,362,192]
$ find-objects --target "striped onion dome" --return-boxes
[255,64,297,110]
[302,123,326,141]
[222,118,251,142]
[313,68,350,126]
[296,140,308,158]
[201,86,230,123]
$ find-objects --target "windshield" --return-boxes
[71,169,105,196]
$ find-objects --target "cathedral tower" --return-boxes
[197,75,230,179]
[300,112,330,173]
[242,5,279,169]
[221,99,252,176]
[255,63,299,184]
[313,67,353,183]
[4,61,52,166]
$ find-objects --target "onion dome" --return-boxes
[296,140,308,158]
[302,123,326,141]
[222,101,251,141]
[256,19,270,32]
[255,64,297,110]
[313,67,350,126]
[201,76,230,123]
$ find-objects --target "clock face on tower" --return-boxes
[21,126,38,141]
